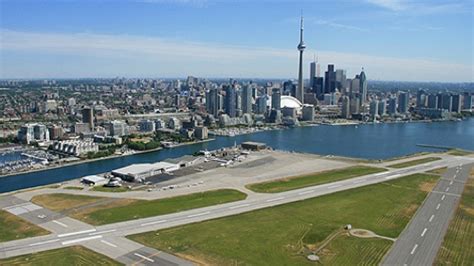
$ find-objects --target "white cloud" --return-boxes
[0,29,472,82]
[366,0,467,15]
[311,19,370,32]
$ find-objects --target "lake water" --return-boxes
[0,118,473,193]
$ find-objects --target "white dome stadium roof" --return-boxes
[280,95,303,109]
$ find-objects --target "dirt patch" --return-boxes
[419,180,437,192]
[177,252,219,266]
[400,203,419,218]
[351,229,372,237]
[462,206,474,216]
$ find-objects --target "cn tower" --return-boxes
[296,15,306,104]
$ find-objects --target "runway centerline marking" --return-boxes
[436,203,441,210]
[429,214,435,222]
[410,244,418,255]
[61,235,102,245]
[449,180,453,185]
[187,211,211,218]
[385,174,400,180]
[134,253,154,263]
[89,229,116,236]
[421,228,428,237]
[229,203,251,209]
[441,195,446,200]
[100,240,117,248]
[29,239,60,247]
[328,184,342,189]
[446,187,450,192]
[52,220,68,228]
[141,220,167,226]
[298,190,314,195]
[353,179,366,184]
[57,229,96,238]
[374,173,385,176]
[266,197,285,202]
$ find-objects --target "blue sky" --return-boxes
[0,0,472,81]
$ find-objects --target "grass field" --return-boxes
[246,165,386,193]
[91,186,130,192]
[0,210,49,242]
[33,189,246,225]
[0,246,121,265]
[434,167,474,265]
[63,186,84,190]
[388,157,441,168]
[129,173,438,265]
[446,149,472,156]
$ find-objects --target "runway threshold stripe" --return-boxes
[410,244,418,255]
[141,220,168,226]
[58,229,96,238]
[134,253,154,263]
[29,239,60,247]
[187,211,210,218]
[61,235,102,245]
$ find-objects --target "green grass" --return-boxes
[246,165,386,193]
[91,186,130,192]
[129,173,438,265]
[0,246,121,265]
[63,186,84,190]
[0,210,49,242]
[81,189,246,225]
[426,167,448,175]
[435,168,474,265]
[447,149,473,156]
[387,157,441,168]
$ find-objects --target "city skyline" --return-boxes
[0,0,473,82]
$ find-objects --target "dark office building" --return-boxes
[224,85,236,117]
[324,64,336,94]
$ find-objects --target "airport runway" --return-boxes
[382,163,472,265]
[1,155,472,265]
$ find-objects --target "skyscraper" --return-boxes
[82,106,94,131]
[241,85,252,114]
[359,68,368,105]
[398,92,409,113]
[296,16,306,104]
[463,92,473,110]
[452,94,461,113]
[224,85,236,118]
[206,88,219,117]
[325,64,336,94]
[271,88,282,111]
[341,96,351,119]
[309,55,319,88]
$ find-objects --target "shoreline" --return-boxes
[0,138,216,179]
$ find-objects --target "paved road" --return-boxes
[1,155,472,265]
[382,163,472,265]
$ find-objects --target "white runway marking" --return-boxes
[436,203,441,210]
[328,185,341,189]
[446,187,450,192]
[449,180,453,185]
[429,214,435,222]
[410,244,418,255]
[385,174,400,180]
[298,190,314,195]
[441,195,446,200]
[421,228,428,237]
[229,203,251,209]
[52,220,68,228]
[187,211,211,218]
[374,172,385,176]
[89,229,116,236]
[100,240,117,248]
[61,235,102,245]
[266,197,285,202]
[353,179,366,184]
[58,229,96,238]
[29,239,60,247]
[141,220,168,226]
[134,253,154,262]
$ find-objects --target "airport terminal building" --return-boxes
[112,162,179,182]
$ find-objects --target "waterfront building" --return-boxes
[296,16,306,104]
[225,85,236,117]
[194,126,209,140]
[167,117,181,130]
[359,69,368,105]
[139,119,155,133]
[155,119,165,130]
[48,125,64,140]
[427,94,438,109]
[206,88,219,117]
[451,94,461,113]
[388,97,397,115]
[349,96,360,115]
[82,106,94,131]
[341,96,351,119]
[378,100,386,116]
[414,108,450,119]
[52,140,99,156]
[325,64,336,94]
[302,104,315,121]
[255,95,268,114]
[416,89,427,107]
[282,107,297,119]
[33,124,50,142]
[18,124,35,144]
[271,88,282,111]
[463,93,473,110]
[398,92,409,113]
[268,109,282,124]
[441,93,453,111]
[369,100,379,118]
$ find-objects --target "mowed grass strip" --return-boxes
[0,245,121,265]
[435,167,474,265]
[388,157,441,168]
[33,189,246,225]
[129,173,438,265]
[246,165,386,193]
[91,186,130,193]
[0,210,49,242]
